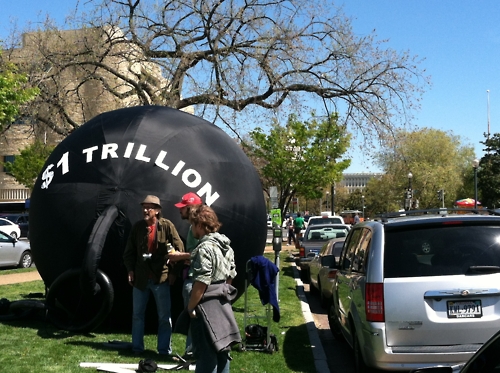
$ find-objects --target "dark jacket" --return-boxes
[123,217,184,290]
[249,255,280,322]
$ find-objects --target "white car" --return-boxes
[0,217,21,239]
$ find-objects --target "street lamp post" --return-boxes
[473,159,479,209]
[405,172,413,210]
[362,195,365,219]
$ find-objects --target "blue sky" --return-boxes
[1,1,499,173]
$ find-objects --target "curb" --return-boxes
[291,261,330,373]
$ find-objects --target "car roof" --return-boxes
[0,217,15,224]
[372,209,500,228]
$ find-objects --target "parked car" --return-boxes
[297,223,350,281]
[308,236,346,307]
[0,218,21,239]
[0,213,29,238]
[410,328,500,373]
[307,215,345,226]
[301,214,345,235]
[329,210,500,372]
[0,230,32,268]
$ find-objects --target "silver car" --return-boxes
[297,223,349,281]
[308,237,346,307]
[0,231,32,268]
[329,212,500,372]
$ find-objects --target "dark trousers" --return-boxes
[288,228,295,244]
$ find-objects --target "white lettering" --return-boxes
[82,146,99,163]
[102,143,119,159]
[57,152,69,175]
[171,161,185,176]
[124,143,134,158]
[197,183,220,206]
[135,144,150,162]
[41,142,221,204]
[41,164,54,189]
[154,151,169,171]
[182,169,202,188]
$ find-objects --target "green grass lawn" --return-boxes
[0,252,316,373]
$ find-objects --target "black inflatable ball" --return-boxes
[30,106,267,332]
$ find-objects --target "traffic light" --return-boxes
[437,190,443,201]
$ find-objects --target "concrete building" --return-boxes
[339,173,383,193]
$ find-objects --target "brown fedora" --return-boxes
[141,195,162,209]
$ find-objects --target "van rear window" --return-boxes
[384,225,500,278]
[309,217,343,225]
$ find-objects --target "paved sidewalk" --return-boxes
[0,270,41,285]
[291,261,330,373]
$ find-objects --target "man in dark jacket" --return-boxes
[123,195,184,355]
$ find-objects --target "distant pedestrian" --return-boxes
[286,216,295,245]
[353,213,360,225]
[293,212,305,248]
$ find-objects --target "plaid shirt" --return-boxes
[190,232,236,286]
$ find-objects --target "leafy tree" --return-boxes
[244,113,350,217]
[4,141,54,190]
[373,128,475,210]
[478,133,500,208]
[364,174,402,215]
[6,0,428,140]
[0,49,39,133]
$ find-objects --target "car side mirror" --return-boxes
[321,255,336,267]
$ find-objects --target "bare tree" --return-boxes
[4,0,429,140]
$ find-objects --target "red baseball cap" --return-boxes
[175,192,203,208]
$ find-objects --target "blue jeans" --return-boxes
[132,279,172,355]
[182,278,193,351]
[191,316,230,373]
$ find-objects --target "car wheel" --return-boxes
[353,327,373,373]
[18,251,32,268]
[328,303,344,341]
[10,232,18,239]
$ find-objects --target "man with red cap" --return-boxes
[169,192,203,358]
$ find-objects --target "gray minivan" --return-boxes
[329,212,500,372]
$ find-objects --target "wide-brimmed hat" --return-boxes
[175,192,202,208]
[141,195,162,209]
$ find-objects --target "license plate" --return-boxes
[447,300,482,318]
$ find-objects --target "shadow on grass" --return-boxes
[281,323,318,373]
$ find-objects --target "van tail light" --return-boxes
[299,246,305,258]
[365,283,384,322]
